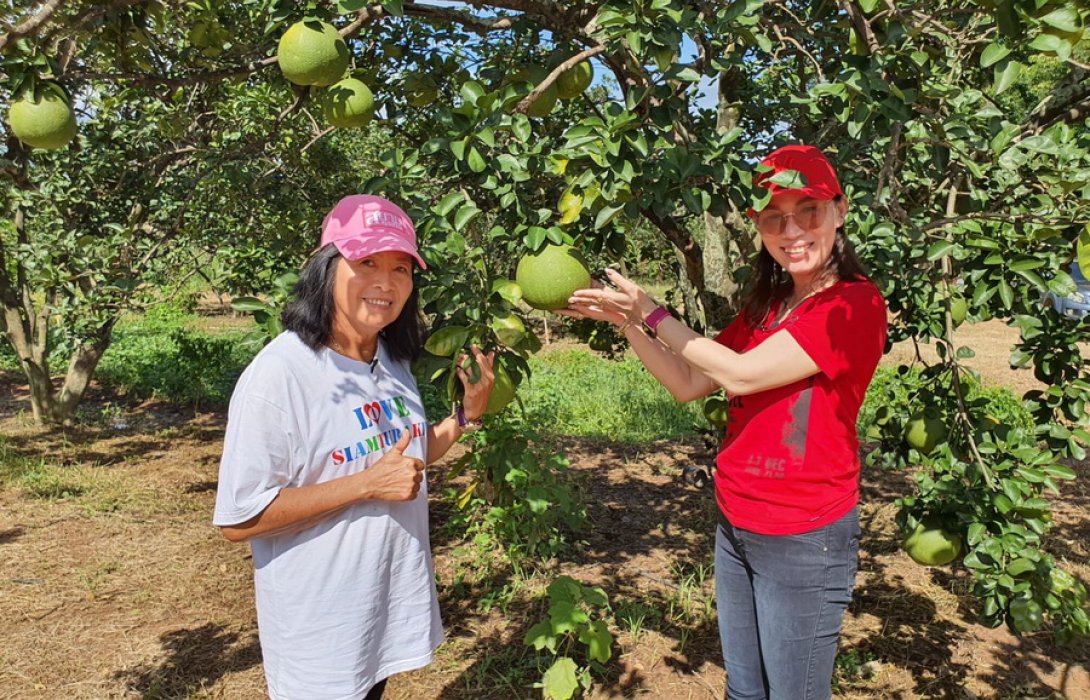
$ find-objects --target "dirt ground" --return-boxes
[0,320,1087,700]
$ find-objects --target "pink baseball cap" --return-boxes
[320,194,426,269]
[750,144,843,215]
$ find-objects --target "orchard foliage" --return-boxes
[3,0,1089,640]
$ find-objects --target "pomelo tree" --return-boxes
[0,1,389,423]
[3,0,1089,641]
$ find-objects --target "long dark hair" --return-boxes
[741,202,871,327]
[281,244,423,363]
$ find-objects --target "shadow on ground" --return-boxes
[113,622,261,698]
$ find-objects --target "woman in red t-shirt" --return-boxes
[564,144,887,700]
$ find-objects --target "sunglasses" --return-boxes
[754,200,832,235]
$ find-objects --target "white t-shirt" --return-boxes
[213,332,443,700]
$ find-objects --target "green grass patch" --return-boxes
[0,436,88,500]
[519,347,706,443]
[96,306,256,405]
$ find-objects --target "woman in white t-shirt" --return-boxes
[213,194,494,700]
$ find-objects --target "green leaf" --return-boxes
[435,192,464,217]
[765,169,806,189]
[467,146,486,173]
[541,657,579,700]
[524,619,558,652]
[550,600,589,633]
[927,241,960,261]
[1008,257,1043,272]
[594,204,624,230]
[1007,558,1037,576]
[578,619,613,663]
[453,203,480,230]
[1029,32,1071,59]
[424,325,470,357]
[998,278,1013,309]
[449,138,467,161]
[476,126,495,148]
[993,60,1024,95]
[980,42,1011,68]
[230,296,270,312]
[674,67,701,82]
[491,278,523,305]
[1039,6,1081,33]
[337,0,368,11]
[511,115,531,141]
[460,80,485,104]
[380,0,404,15]
[857,0,880,11]
[524,226,547,250]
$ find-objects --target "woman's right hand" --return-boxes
[360,431,425,501]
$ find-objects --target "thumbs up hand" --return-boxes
[361,430,425,502]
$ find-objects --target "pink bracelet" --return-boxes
[643,306,671,333]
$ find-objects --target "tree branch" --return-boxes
[0,0,68,52]
[641,207,705,290]
[835,0,880,55]
[405,3,514,34]
[515,44,606,115]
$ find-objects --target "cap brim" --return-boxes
[332,231,427,269]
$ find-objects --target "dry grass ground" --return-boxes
[0,320,1087,699]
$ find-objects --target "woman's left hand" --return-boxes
[567,268,656,325]
[457,345,495,421]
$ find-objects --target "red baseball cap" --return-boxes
[751,144,843,214]
[320,194,427,269]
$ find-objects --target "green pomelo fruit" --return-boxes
[515,244,592,311]
[321,78,375,128]
[1078,226,1090,279]
[703,396,730,427]
[556,60,593,99]
[904,410,947,454]
[8,83,77,149]
[950,296,967,327]
[486,361,517,414]
[510,66,558,118]
[491,313,527,347]
[277,20,350,87]
[902,519,963,566]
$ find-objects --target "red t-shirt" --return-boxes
[712,280,887,535]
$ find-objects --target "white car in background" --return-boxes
[1043,262,1090,319]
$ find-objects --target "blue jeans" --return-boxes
[715,507,860,700]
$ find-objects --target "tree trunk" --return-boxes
[0,206,114,424]
[54,328,115,421]
[700,68,757,332]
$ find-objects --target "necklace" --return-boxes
[329,337,377,363]
[776,280,833,324]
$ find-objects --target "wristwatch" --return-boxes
[642,306,672,339]
[455,404,483,433]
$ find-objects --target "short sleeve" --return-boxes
[786,283,887,381]
[212,390,297,527]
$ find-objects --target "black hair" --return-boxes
[281,244,423,363]
[741,197,871,327]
